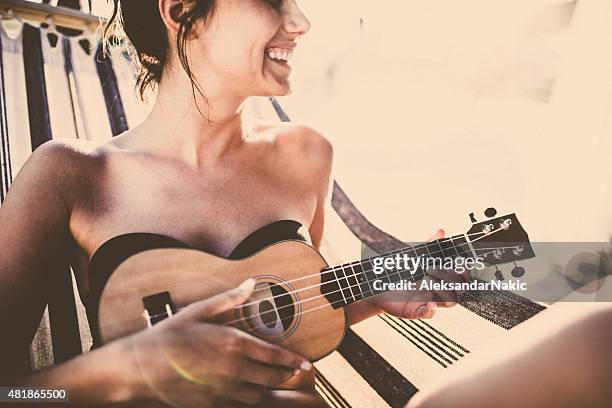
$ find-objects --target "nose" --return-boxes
[283,1,311,37]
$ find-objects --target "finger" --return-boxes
[427,268,465,285]
[225,383,266,405]
[393,300,437,319]
[423,275,458,306]
[461,267,473,282]
[433,290,457,307]
[240,333,311,371]
[413,301,437,319]
[234,359,297,387]
[184,278,256,319]
[427,269,467,298]
[426,229,445,242]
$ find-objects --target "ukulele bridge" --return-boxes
[142,291,176,327]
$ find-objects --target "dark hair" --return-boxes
[102,0,216,104]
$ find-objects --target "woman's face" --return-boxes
[190,0,311,98]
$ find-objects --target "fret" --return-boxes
[411,245,428,280]
[341,265,356,302]
[320,267,344,308]
[364,264,385,297]
[352,261,373,299]
[440,236,459,258]
[331,267,348,305]
[346,263,364,302]
[406,246,422,281]
[385,258,396,284]
[359,258,382,300]
[395,250,413,282]
[337,264,356,303]
[361,259,373,273]
[427,239,444,259]
[452,235,473,258]
[324,233,484,308]
[414,244,429,258]
[397,261,411,282]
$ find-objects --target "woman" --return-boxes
[0,0,461,406]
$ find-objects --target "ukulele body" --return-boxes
[98,240,347,361]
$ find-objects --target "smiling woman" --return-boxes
[3,0,461,407]
[103,0,309,102]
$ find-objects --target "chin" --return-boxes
[259,82,293,98]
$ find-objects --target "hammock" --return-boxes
[0,18,545,408]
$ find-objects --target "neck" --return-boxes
[321,233,474,308]
[138,66,251,168]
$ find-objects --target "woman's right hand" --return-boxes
[124,278,312,407]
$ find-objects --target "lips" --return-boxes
[265,54,291,72]
[264,41,298,77]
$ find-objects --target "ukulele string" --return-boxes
[233,225,513,312]
[232,229,492,311]
[229,243,515,320]
[223,246,506,335]
[235,230,489,302]
[154,244,501,327]
[221,225,517,329]
[159,244,509,334]
[223,240,515,332]
[152,227,512,331]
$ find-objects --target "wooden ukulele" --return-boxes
[98,213,534,360]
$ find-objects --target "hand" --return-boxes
[370,229,469,320]
[124,279,312,408]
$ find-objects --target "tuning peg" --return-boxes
[469,212,478,223]
[511,262,525,278]
[494,266,504,281]
[484,207,498,218]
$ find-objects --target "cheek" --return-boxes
[196,2,281,79]
[213,28,277,76]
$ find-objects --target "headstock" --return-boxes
[465,213,535,268]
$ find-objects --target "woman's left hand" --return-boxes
[346,229,470,324]
[371,229,469,320]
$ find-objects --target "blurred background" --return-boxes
[3,3,611,404]
[16,0,612,243]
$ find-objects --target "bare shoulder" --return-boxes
[25,138,107,176]
[11,138,109,206]
[254,121,333,178]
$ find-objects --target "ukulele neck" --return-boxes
[320,233,473,308]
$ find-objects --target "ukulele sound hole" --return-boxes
[241,282,296,340]
[259,300,276,328]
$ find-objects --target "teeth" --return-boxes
[266,48,293,63]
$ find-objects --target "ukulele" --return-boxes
[98,213,534,360]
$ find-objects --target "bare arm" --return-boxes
[1,141,77,378]
[0,141,145,403]
[304,133,454,325]
[407,303,612,408]
[296,129,382,326]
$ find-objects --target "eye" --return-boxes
[263,0,283,11]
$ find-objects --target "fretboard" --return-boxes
[320,234,474,308]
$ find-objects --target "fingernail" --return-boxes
[238,278,255,292]
[416,304,429,318]
[416,302,436,319]
[427,302,437,317]
[300,360,312,371]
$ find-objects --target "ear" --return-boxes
[159,0,200,38]
[159,0,181,34]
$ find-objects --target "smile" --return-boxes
[265,47,294,64]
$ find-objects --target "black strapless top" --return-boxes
[86,220,306,348]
